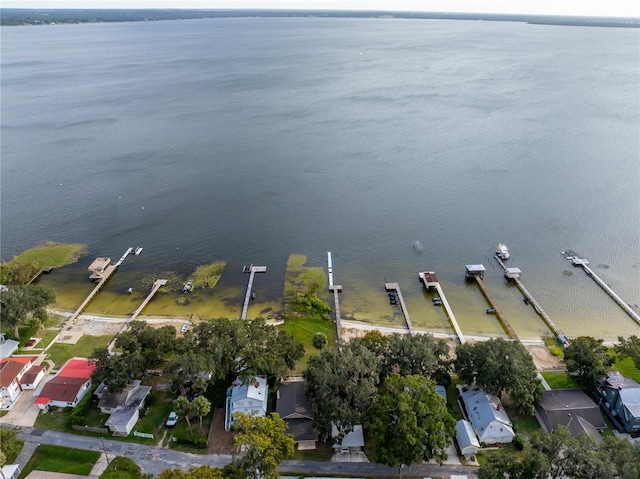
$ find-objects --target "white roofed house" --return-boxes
[460,387,515,446]
[456,419,481,459]
[225,376,268,431]
[97,380,152,436]
[597,371,640,436]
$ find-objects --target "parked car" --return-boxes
[166,411,178,427]
[181,323,189,333]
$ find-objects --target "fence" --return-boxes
[133,430,154,439]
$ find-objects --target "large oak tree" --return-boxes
[454,338,542,415]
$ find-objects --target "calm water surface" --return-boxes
[2,18,639,341]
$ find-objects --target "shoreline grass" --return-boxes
[189,260,226,289]
[5,241,88,269]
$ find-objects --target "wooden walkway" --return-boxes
[434,283,466,344]
[384,282,414,336]
[473,275,519,340]
[564,250,640,326]
[67,264,117,326]
[241,265,267,320]
[26,267,53,285]
[327,252,343,344]
[130,279,168,321]
[495,255,569,346]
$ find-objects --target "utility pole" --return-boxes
[101,437,111,471]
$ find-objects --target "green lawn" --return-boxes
[18,445,100,479]
[610,351,640,383]
[541,370,580,389]
[46,335,112,368]
[100,456,144,479]
[280,316,337,372]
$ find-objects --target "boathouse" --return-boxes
[88,257,111,280]
[504,267,521,281]
[465,264,486,280]
[419,271,439,290]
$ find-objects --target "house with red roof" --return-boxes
[0,356,45,409]
[35,358,95,410]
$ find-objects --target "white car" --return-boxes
[166,411,178,427]
[181,323,189,333]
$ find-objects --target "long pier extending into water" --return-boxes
[494,255,569,346]
[130,279,168,321]
[384,282,414,336]
[419,271,466,344]
[327,252,343,344]
[66,248,135,327]
[241,265,267,320]
[472,275,519,341]
[563,250,640,327]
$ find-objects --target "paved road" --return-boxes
[16,427,479,478]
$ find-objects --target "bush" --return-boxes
[514,433,527,450]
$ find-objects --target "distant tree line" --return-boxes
[2,8,637,27]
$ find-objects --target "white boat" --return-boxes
[496,243,510,260]
[183,282,193,293]
[134,247,143,255]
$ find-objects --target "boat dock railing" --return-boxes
[495,255,569,347]
[434,283,466,344]
[472,275,519,341]
[241,265,267,320]
[384,282,414,336]
[26,266,53,285]
[327,252,343,345]
[563,250,640,327]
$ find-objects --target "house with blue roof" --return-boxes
[459,387,515,445]
[598,371,640,436]
[225,376,268,431]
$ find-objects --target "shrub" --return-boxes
[514,433,527,450]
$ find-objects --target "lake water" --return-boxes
[1,17,639,341]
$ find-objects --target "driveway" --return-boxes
[1,389,40,427]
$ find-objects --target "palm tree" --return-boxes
[191,396,211,433]
[173,396,193,433]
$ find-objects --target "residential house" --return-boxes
[1,356,45,409]
[34,358,95,410]
[101,381,152,436]
[537,389,605,443]
[276,379,318,450]
[0,333,19,360]
[331,423,365,453]
[456,419,481,460]
[597,371,640,436]
[225,376,268,431]
[459,387,515,445]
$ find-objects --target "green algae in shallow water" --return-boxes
[5,242,87,268]
[189,260,226,289]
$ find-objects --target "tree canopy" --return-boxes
[304,340,380,442]
[0,285,55,338]
[616,335,640,371]
[230,412,294,479]
[454,338,542,415]
[365,374,455,467]
[478,427,640,479]
[564,336,612,390]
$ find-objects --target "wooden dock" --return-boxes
[384,282,414,336]
[130,279,168,321]
[418,271,466,344]
[327,252,343,344]
[495,255,569,346]
[66,247,135,327]
[68,264,117,326]
[434,283,466,344]
[472,275,519,340]
[564,250,640,326]
[241,265,267,320]
[26,266,53,285]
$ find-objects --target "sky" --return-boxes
[2,0,639,18]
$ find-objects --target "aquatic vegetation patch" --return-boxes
[189,260,226,289]
[1,241,87,284]
[283,254,330,321]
